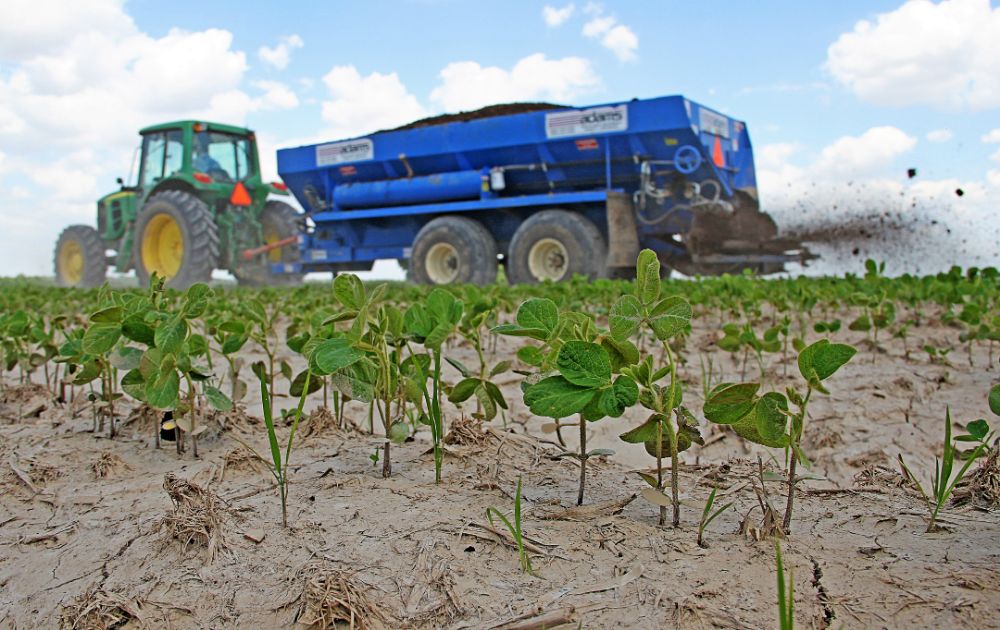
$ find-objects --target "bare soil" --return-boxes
[2,308,999,629]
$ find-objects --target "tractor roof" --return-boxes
[139,120,254,136]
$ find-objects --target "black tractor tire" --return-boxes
[133,190,219,290]
[232,201,305,287]
[408,215,498,285]
[507,210,607,284]
[54,225,106,288]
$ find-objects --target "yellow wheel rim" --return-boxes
[58,240,84,285]
[141,213,184,279]
[425,242,459,284]
[527,237,568,281]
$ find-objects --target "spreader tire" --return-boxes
[54,225,106,288]
[408,215,498,285]
[133,190,219,289]
[506,210,607,284]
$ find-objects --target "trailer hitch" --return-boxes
[242,235,298,261]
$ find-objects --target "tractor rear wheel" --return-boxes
[133,190,219,289]
[232,201,305,287]
[54,225,106,288]
[507,210,607,284]
[409,215,498,285]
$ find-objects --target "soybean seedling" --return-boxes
[486,476,533,575]
[496,297,639,505]
[899,407,994,532]
[704,338,856,533]
[697,487,733,548]
[612,249,695,527]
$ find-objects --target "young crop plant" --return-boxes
[704,338,856,533]
[774,540,794,630]
[404,287,464,483]
[447,289,510,422]
[495,294,640,505]
[899,397,996,532]
[111,277,233,456]
[697,487,733,548]
[611,250,696,526]
[242,365,313,527]
[486,476,533,575]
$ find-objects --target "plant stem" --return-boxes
[670,428,680,528]
[577,414,587,506]
[656,421,665,527]
[782,450,797,534]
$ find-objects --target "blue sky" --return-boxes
[1,0,998,276]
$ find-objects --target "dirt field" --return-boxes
[2,307,999,629]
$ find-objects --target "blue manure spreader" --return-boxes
[275,94,810,283]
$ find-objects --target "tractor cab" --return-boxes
[54,121,303,289]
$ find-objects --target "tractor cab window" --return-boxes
[139,130,183,188]
[193,131,252,182]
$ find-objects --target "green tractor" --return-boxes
[53,121,304,289]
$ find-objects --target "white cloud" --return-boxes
[429,53,600,112]
[0,0,133,61]
[812,126,917,178]
[988,169,1000,187]
[982,128,1000,143]
[542,4,575,27]
[320,66,427,139]
[826,0,1000,110]
[581,8,638,62]
[258,34,304,71]
[926,128,953,142]
[250,80,300,110]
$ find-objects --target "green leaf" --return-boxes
[155,316,187,354]
[648,296,691,341]
[474,384,497,421]
[333,273,366,309]
[966,418,990,441]
[620,414,667,443]
[515,298,559,337]
[73,360,101,385]
[848,314,871,332]
[109,346,142,371]
[489,360,512,377]
[448,377,480,403]
[120,369,146,400]
[798,339,857,383]
[989,384,1000,417]
[609,295,643,340]
[82,324,121,355]
[446,356,472,378]
[311,337,363,375]
[753,392,790,446]
[598,375,639,418]
[290,369,322,397]
[145,368,180,410]
[523,375,596,419]
[556,340,611,388]
[704,382,759,425]
[205,386,234,411]
[90,306,123,324]
[221,334,248,355]
[388,421,410,444]
[635,249,661,306]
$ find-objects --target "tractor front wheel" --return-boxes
[133,190,219,289]
[232,201,305,287]
[54,225,106,288]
